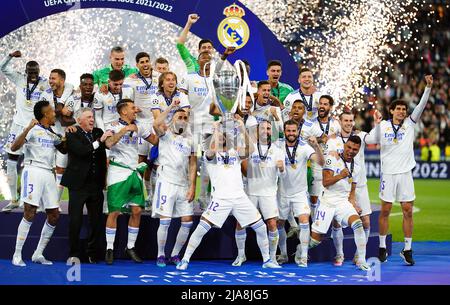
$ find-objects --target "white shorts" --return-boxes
[356,184,372,216]
[202,195,261,229]
[248,195,279,220]
[138,137,151,157]
[278,191,311,220]
[152,179,193,218]
[20,166,59,210]
[55,151,68,168]
[379,171,415,203]
[312,199,358,234]
[4,122,26,155]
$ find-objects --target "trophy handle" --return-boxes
[234,60,254,113]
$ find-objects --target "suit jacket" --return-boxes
[61,126,107,190]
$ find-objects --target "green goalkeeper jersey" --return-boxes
[176,43,200,73]
[92,64,138,86]
[270,82,294,104]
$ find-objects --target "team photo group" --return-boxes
[0,12,434,274]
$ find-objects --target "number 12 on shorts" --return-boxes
[208,201,219,212]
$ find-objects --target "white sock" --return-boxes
[105,227,116,250]
[127,226,139,249]
[6,159,18,201]
[352,220,366,263]
[379,235,387,248]
[287,212,298,229]
[157,219,171,257]
[14,218,32,256]
[251,219,270,262]
[404,237,412,251]
[34,220,55,256]
[332,226,344,257]
[171,221,193,257]
[235,228,247,258]
[268,229,279,261]
[183,220,211,262]
[364,227,371,243]
[277,224,287,256]
[56,174,64,202]
[299,223,310,259]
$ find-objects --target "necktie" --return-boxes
[86,132,94,143]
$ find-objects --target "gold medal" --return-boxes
[291,163,297,169]
[224,163,230,169]
[393,138,398,144]
[307,111,313,118]
[26,99,32,106]
[348,177,353,184]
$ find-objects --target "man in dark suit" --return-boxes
[61,107,111,263]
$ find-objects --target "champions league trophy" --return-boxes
[211,59,253,134]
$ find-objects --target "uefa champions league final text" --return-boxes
[181,288,269,303]
[43,0,173,13]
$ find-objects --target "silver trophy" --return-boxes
[212,62,241,133]
[211,60,253,134]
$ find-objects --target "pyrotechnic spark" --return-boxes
[0,8,201,198]
[242,0,433,112]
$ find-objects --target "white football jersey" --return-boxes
[246,142,284,196]
[0,56,50,127]
[71,92,95,112]
[279,139,315,197]
[379,118,416,174]
[93,87,134,126]
[325,131,368,186]
[205,149,246,199]
[179,72,214,130]
[124,72,159,121]
[283,89,323,121]
[322,154,361,204]
[39,84,75,134]
[157,130,194,186]
[107,120,152,168]
[310,117,340,176]
[23,125,60,170]
[299,119,324,140]
[252,104,282,124]
[150,91,190,124]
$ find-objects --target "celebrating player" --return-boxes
[310,135,370,271]
[378,75,433,265]
[152,101,197,267]
[10,101,67,266]
[1,51,50,212]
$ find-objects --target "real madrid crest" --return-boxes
[217,3,250,50]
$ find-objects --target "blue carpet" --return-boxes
[1,242,449,285]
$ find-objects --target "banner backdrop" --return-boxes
[365,160,450,180]
[0,0,299,85]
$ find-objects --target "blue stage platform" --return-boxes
[0,200,391,263]
[0,242,449,285]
